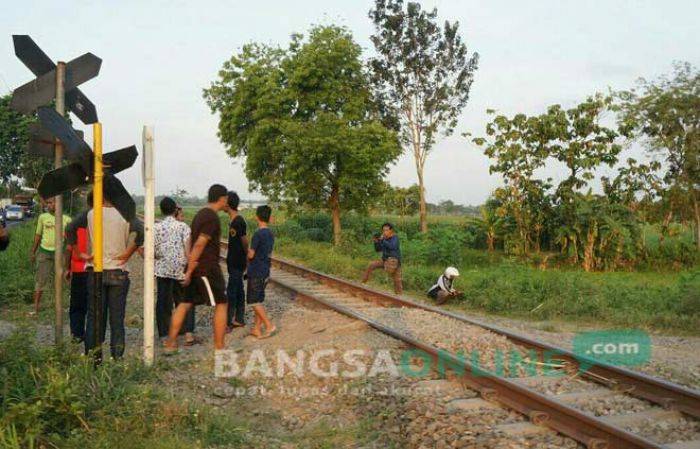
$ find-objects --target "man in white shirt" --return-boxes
[68,197,143,358]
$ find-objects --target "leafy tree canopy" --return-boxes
[204,25,401,243]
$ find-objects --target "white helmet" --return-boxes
[445,267,460,279]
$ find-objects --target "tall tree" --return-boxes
[204,25,401,244]
[617,62,700,250]
[369,0,479,232]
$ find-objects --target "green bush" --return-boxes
[676,270,700,316]
[273,236,699,333]
[403,227,467,266]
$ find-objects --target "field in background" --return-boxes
[172,205,699,333]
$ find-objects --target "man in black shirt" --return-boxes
[225,191,248,331]
[164,184,229,353]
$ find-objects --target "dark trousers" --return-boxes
[85,269,130,359]
[156,276,194,338]
[226,268,246,325]
[69,272,89,340]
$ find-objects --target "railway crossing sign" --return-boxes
[27,122,84,158]
[11,52,102,116]
[35,107,138,221]
[37,107,93,166]
[12,35,99,124]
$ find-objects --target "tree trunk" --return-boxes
[659,210,673,245]
[417,168,428,233]
[329,186,342,246]
[408,110,428,234]
[694,196,700,251]
[487,232,495,252]
[583,221,598,272]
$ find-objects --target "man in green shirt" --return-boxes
[29,197,71,315]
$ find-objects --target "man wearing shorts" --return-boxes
[246,205,276,339]
[164,184,229,352]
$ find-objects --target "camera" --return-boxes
[373,232,381,239]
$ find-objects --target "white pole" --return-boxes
[142,126,155,365]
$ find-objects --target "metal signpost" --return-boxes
[11,36,100,345]
[93,123,104,362]
[10,35,138,353]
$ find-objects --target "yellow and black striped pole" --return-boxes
[91,122,104,362]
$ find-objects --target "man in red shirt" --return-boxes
[64,193,91,341]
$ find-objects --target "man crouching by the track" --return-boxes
[164,184,229,354]
[427,266,462,305]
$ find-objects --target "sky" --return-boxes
[1,0,698,205]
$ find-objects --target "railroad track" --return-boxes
[143,211,699,449]
[213,239,700,449]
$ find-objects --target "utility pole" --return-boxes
[142,126,155,365]
[92,122,104,363]
[54,61,65,345]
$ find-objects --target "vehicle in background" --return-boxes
[5,205,25,221]
[13,194,35,217]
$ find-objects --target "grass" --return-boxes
[0,222,36,306]
[272,237,700,334]
[0,328,250,449]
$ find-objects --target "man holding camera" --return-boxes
[362,222,403,294]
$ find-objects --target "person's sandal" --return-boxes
[162,345,179,356]
[184,336,205,346]
[258,327,278,340]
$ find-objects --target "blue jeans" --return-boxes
[85,269,130,359]
[226,268,245,325]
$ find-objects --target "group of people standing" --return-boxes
[157,184,276,354]
[22,183,463,359]
[26,183,275,359]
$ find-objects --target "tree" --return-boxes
[204,25,401,244]
[0,94,53,190]
[473,111,553,254]
[170,186,189,204]
[369,0,479,233]
[377,182,420,215]
[474,97,625,265]
[617,62,700,250]
[548,95,621,196]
